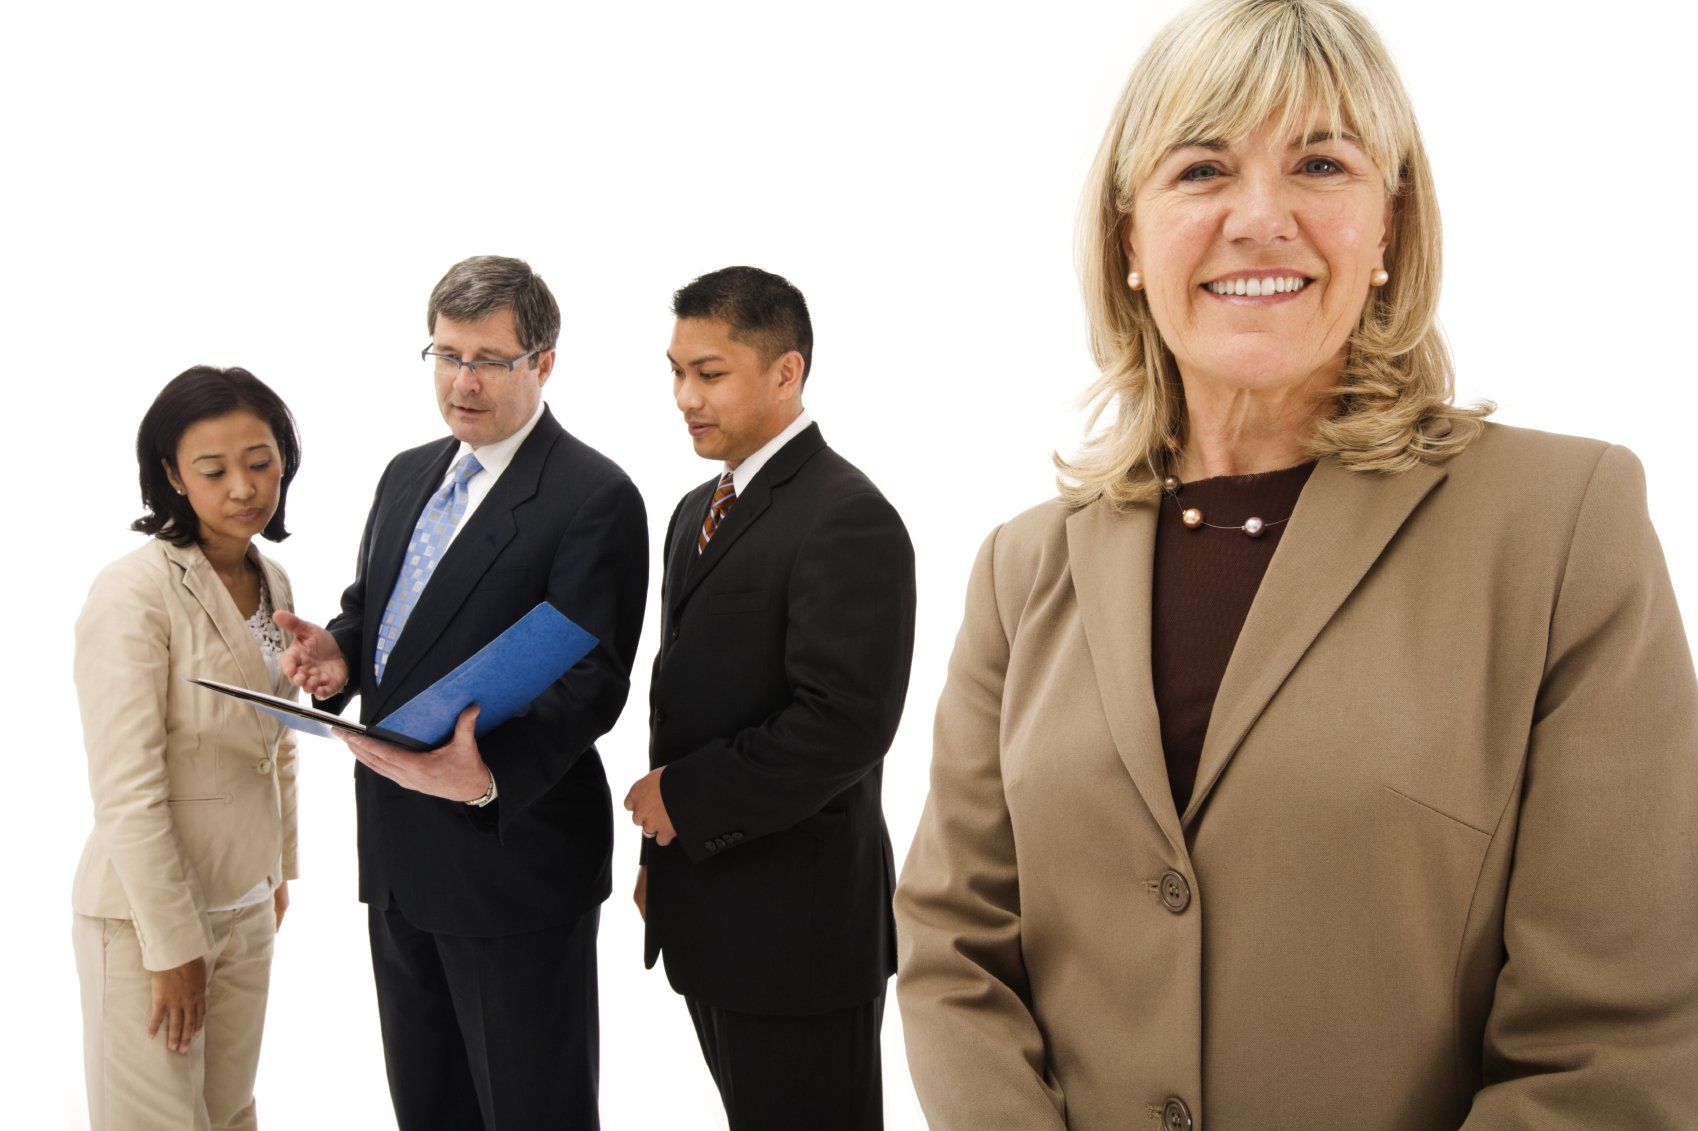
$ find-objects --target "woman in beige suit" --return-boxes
[72,366,303,1130]
[894,1,1698,1127]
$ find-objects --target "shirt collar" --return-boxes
[729,409,812,498]
[451,399,546,480]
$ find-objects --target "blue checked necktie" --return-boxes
[697,470,736,553]
[374,452,483,683]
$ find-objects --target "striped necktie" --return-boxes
[697,470,736,554]
[374,452,483,683]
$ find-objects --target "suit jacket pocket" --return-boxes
[793,808,846,842]
[704,589,771,615]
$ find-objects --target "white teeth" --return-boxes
[1207,276,1307,296]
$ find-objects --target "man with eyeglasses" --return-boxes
[276,254,646,1129]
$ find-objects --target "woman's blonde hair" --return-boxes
[1061,0,1489,509]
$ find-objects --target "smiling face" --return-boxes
[1125,112,1392,404]
[165,409,283,554]
[431,307,555,448]
[668,317,803,467]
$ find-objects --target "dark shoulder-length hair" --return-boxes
[133,366,302,547]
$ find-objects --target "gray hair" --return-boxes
[427,255,561,353]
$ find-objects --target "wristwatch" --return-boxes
[467,771,499,808]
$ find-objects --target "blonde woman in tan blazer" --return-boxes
[73,366,304,1131]
[894,2,1698,1128]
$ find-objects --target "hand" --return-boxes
[274,880,289,931]
[149,956,208,1054]
[274,611,350,700]
[623,768,676,846]
[343,705,492,803]
[633,865,648,922]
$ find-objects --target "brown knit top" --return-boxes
[1151,460,1317,814]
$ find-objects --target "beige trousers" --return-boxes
[73,901,276,1131]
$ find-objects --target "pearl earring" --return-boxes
[1126,270,1143,291]
[1370,267,1389,287]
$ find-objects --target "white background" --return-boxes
[7,1,1696,1127]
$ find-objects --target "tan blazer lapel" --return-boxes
[1183,457,1449,825]
[164,541,276,743]
[1067,498,1186,856]
[252,548,294,697]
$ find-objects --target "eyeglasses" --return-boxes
[421,346,538,379]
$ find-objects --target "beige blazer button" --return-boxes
[255,758,273,775]
[1161,1096,1193,1130]
[1159,870,1191,914]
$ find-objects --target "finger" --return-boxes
[148,998,165,1039]
[655,828,675,847]
[167,1005,183,1053]
[454,704,481,741]
[622,789,637,812]
[272,610,312,636]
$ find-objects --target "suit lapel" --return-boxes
[364,438,457,678]
[674,424,827,612]
[166,540,275,747]
[665,480,715,625]
[372,414,559,708]
[1182,457,1449,825]
[1067,498,1187,857]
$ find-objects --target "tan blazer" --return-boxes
[72,538,300,972]
[895,424,1698,1129]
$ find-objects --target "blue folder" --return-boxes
[193,602,597,752]
[374,601,599,747]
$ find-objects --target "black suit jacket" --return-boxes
[644,424,916,1016]
[324,408,647,937]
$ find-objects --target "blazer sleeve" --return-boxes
[477,473,649,833]
[73,558,215,972]
[892,526,1069,1129]
[273,569,300,882]
[1465,445,1698,1126]
[658,489,917,862]
[640,492,689,870]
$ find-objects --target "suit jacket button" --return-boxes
[1161,1097,1192,1130]
[704,840,717,852]
[731,832,744,842]
[1159,870,1191,914]
[255,758,273,775]
[654,708,667,725]
[669,627,680,641]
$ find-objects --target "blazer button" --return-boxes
[704,840,717,853]
[669,627,680,641]
[254,758,273,775]
[1161,1097,1192,1130]
[1159,870,1191,914]
[730,831,743,843]
[654,708,667,725]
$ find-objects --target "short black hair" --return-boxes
[132,366,302,547]
[672,266,813,383]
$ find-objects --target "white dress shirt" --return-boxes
[729,409,813,498]
[436,399,547,554]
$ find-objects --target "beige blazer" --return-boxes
[895,424,1698,1128]
[72,538,300,972]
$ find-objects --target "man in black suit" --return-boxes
[624,266,916,1130]
[276,255,646,1130]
